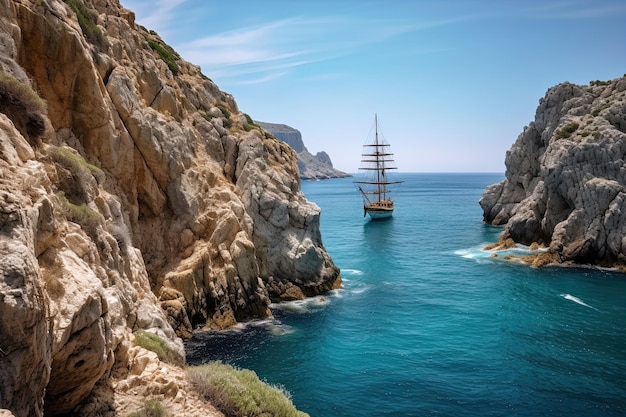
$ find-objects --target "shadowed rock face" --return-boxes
[480,77,626,266]
[0,0,340,415]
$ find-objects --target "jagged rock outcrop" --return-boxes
[256,121,350,180]
[0,0,340,416]
[480,75,626,267]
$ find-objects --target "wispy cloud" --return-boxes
[125,0,189,33]
[176,14,481,86]
[125,0,625,87]
[515,0,626,19]
[122,0,493,86]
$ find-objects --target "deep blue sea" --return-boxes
[187,173,626,417]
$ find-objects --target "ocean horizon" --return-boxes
[187,173,626,417]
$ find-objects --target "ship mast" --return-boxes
[355,114,402,202]
[375,114,382,202]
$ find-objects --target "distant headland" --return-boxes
[255,121,350,180]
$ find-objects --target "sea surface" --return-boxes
[186,173,626,417]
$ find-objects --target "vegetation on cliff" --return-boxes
[481,75,626,268]
[0,0,338,415]
[188,362,309,417]
[62,0,106,46]
[0,71,46,140]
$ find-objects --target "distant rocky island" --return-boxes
[255,121,350,180]
[481,75,626,268]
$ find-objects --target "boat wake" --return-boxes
[560,293,600,312]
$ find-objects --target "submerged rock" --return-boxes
[481,76,626,267]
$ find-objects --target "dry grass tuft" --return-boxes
[187,361,309,417]
[0,71,46,141]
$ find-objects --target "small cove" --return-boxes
[187,173,626,417]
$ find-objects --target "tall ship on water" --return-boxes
[355,115,403,219]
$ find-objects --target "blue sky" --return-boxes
[121,0,626,173]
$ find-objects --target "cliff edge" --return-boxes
[255,121,350,180]
[480,75,626,267]
[0,0,339,415]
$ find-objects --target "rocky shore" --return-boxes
[480,76,626,268]
[0,0,339,415]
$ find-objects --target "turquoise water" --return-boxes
[187,173,626,417]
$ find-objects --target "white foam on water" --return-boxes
[341,268,364,276]
[267,323,296,336]
[227,317,296,336]
[560,293,600,311]
[456,243,547,262]
[350,286,370,295]
[328,288,344,298]
[223,317,276,333]
[270,295,332,314]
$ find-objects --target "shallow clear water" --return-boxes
[187,173,626,417]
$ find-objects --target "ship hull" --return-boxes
[366,208,393,220]
[364,200,394,219]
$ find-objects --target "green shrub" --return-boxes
[591,102,611,116]
[48,146,104,184]
[134,330,184,366]
[590,79,610,87]
[127,399,168,417]
[214,104,233,130]
[146,38,180,75]
[555,122,579,139]
[63,0,106,46]
[0,71,46,140]
[56,192,101,232]
[187,361,309,417]
[243,114,260,132]
[215,103,231,119]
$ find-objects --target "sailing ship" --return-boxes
[354,114,403,219]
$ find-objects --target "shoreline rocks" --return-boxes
[480,76,626,268]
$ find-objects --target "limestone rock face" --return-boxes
[480,77,626,266]
[256,121,307,152]
[234,132,341,298]
[0,0,339,415]
[0,133,51,417]
[256,121,350,179]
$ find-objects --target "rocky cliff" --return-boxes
[255,121,350,180]
[480,75,626,267]
[0,0,340,416]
